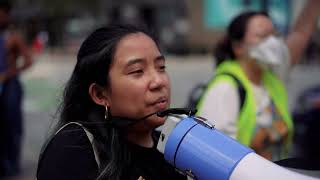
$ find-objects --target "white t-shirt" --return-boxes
[198,60,290,134]
[198,82,239,138]
[198,76,281,138]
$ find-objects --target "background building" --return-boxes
[9,0,320,60]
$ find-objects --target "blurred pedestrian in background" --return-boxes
[196,0,320,161]
[0,0,33,178]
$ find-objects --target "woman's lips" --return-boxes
[154,99,168,110]
[150,97,168,110]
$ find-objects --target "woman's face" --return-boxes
[243,15,275,46]
[106,32,170,129]
[235,15,276,61]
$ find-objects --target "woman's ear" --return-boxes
[89,83,109,106]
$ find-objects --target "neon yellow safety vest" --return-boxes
[197,60,293,156]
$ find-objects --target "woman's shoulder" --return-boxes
[38,123,89,149]
[206,80,239,100]
[37,123,99,180]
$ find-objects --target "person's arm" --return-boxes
[197,81,240,139]
[286,0,320,65]
[37,124,99,180]
[0,31,33,82]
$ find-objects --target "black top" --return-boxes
[37,124,186,180]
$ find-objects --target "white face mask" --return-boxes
[248,35,289,68]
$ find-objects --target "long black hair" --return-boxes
[214,11,268,65]
[58,24,158,180]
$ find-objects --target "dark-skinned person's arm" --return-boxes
[0,31,32,82]
[286,0,320,65]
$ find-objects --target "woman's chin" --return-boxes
[148,116,166,128]
[156,116,166,124]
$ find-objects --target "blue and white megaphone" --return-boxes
[156,109,319,180]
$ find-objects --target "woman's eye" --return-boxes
[129,70,143,74]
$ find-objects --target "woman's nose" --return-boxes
[149,71,165,90]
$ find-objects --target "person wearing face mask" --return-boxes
[196,0,320,161]
[36,24,186,180]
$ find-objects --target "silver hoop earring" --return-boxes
[105,106,109,120]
